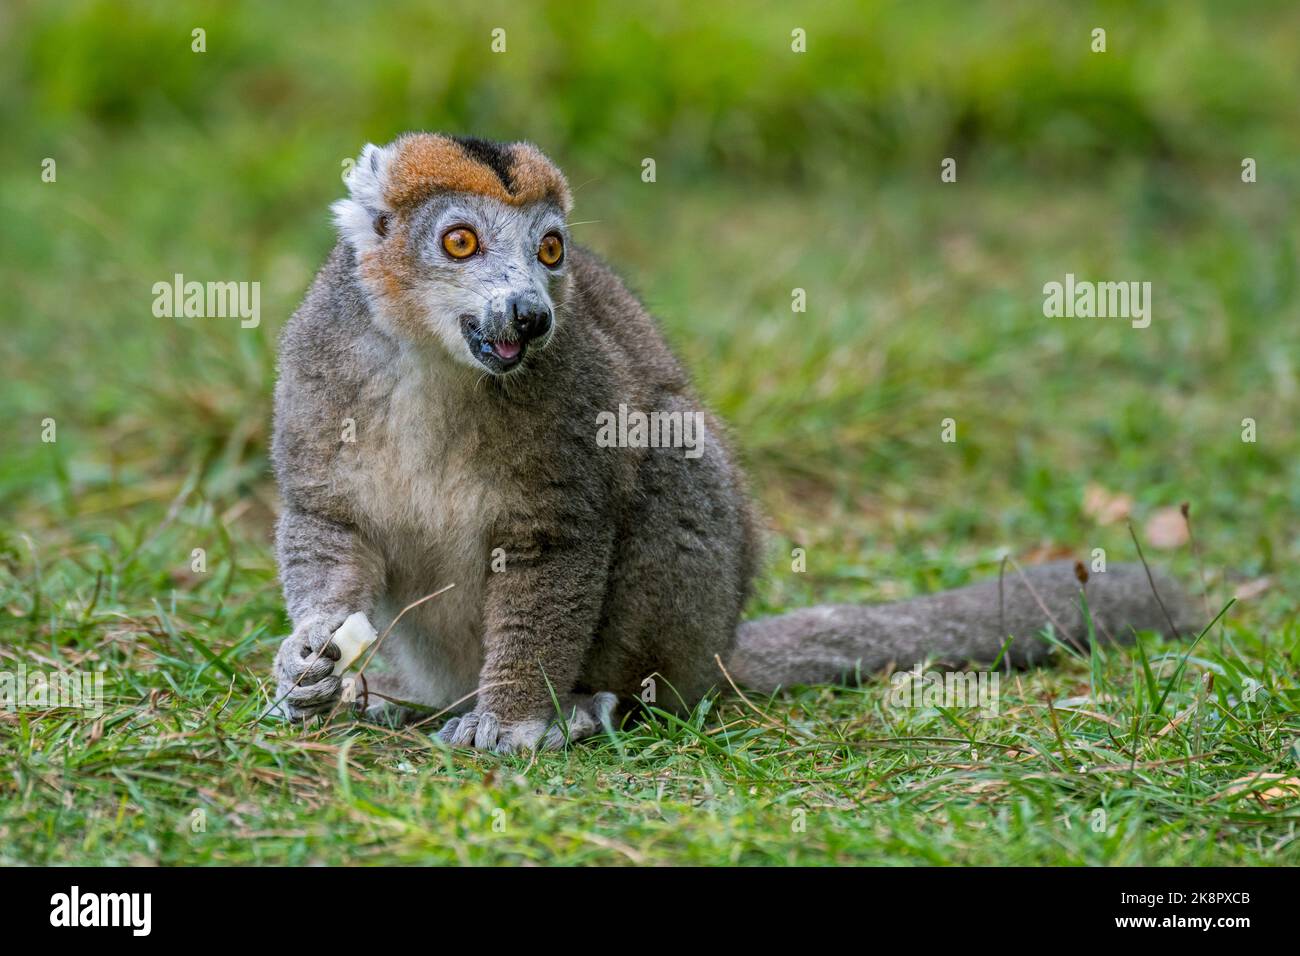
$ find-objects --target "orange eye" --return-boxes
[442,227,479,259]
[538,232,564,267]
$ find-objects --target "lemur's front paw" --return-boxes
[272,614,348,720]
[436,692,618,754]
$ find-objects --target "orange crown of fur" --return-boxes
[382,133,571,213]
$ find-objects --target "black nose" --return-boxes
[508,295,552,342]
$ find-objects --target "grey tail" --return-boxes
[726,560,1198,694]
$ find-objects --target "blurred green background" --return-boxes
[3,0,1297,595]
[2,0,1298,866]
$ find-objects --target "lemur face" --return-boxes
[402,191,569,374]
[333,133,573,375]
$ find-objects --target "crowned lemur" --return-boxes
[272,132,1194,752]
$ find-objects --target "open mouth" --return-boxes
[460,317,526,371]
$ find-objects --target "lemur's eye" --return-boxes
[442,227,479,259]
[538,232,564,267]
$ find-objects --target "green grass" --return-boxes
[2,1,1299,865]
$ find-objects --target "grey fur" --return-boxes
[730,560,1198,692]
[271,134,1194,751]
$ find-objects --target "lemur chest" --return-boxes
[337,371,498,594]
[330,372,497,706]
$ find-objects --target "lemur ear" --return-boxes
[331,142,395,253]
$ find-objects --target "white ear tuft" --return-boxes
[331,142,395,253]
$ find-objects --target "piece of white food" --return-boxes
[330,612,378,676]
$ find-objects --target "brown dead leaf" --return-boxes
[1221,774,1300,804]
[1082,483,1132,525]
[1154,701,1197,738]
[1022,543,1075,564]
[1060,708,1123,727]
[962,779,1009,794]
[1144,506,1189,549]
[1232,577,1272,601]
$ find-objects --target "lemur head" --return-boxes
[333,132,573,375]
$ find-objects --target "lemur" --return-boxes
[272,132,1194,752]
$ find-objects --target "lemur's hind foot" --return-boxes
[436,691,619,754]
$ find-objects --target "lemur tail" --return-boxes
[726,561,1198,693]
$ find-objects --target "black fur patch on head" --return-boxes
[451,136,516,194]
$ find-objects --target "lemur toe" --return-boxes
[448,712,481,747]
[591,691,618,726]
[495,719,551,754]
[474,713,501,749]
